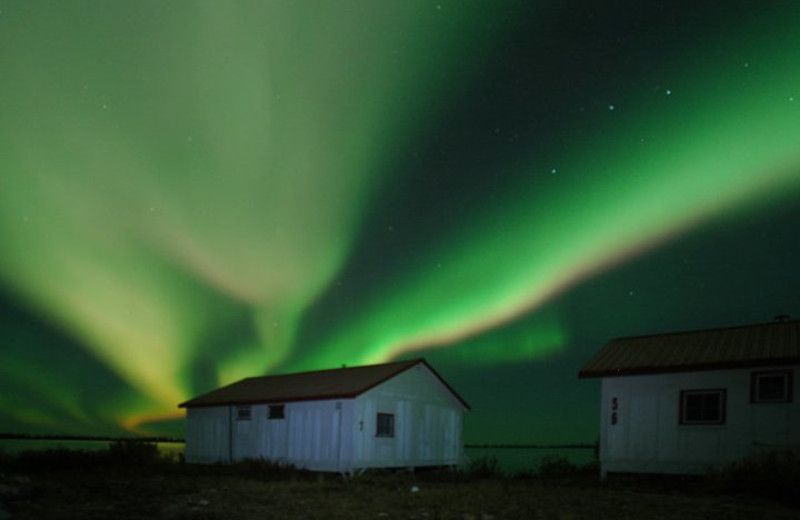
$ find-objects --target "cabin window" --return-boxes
[268,404,286,419]
[680,389,726,425]
[236,405,252,421]
[751,370,793,403]
[376,413,395,438]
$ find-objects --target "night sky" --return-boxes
[1,1,799,444]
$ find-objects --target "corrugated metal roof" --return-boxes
[179,358,470,409]
[579,319,800,378]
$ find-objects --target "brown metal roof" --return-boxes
[579,319,800,378]
[179,358,470,409]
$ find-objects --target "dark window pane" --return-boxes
[236,406,252,421]
[757,375,787,401]
[268,405,285,419]
[376,413,395,437]
[681,390,725,424]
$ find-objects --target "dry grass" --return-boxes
[1,446,797,520]
[2,468,797,520]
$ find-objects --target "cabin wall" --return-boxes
[599,365,800,475]
[184,400,355,470]
[184,406,231,463]
[283,399,354,472]
[351,363,465,470]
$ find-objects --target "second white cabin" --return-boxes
[580,318,800,477]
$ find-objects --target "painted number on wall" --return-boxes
[610,397,618,425]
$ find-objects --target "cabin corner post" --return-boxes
[228,404,234,463]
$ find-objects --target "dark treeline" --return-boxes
[2,433,598,449]
[0,432,184,443]
[465,443,596,449]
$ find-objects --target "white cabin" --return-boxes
[580,319,800,477]
[179,358,469,472]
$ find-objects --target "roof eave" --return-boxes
[179,358,471,411]
[178,391,364,409]
[418,359,471,411]
[579,357,800,379]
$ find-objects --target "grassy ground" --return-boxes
[1,444,798,520]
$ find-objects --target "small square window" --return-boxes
[236,405,252,421]
[376,413,395,438]
[680,389,726,425]
[268,404,285,419]
[751,371,793,403]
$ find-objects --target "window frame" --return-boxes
[679,389,726,425]
[268,404,286,420]
[236,405,252,421]
[751,370,793,404]
[376,412,395,438]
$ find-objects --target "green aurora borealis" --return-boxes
[1,1,799,442]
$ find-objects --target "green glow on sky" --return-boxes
[435,312,568,366]
[1,2,799,437]
[0,1,496,432]
[300,10,800,369]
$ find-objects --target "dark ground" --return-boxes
[2,469,799,520]
[1,446,798,520]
